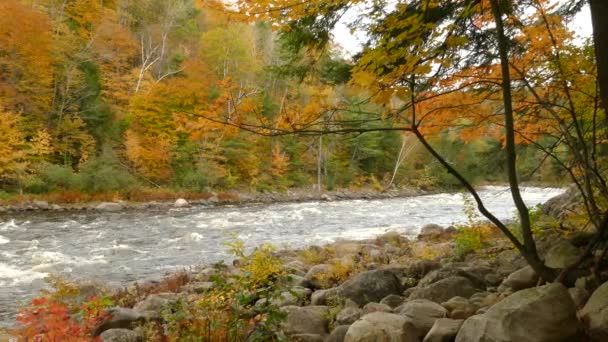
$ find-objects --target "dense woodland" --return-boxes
[0,0,569,199]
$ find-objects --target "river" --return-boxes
[0,186,563,326]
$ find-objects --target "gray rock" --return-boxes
[544,240,581,269]
[404,260,441,279]
[100,329,142,342]
[581,280,608,340]
[336,307,362,325]
[93,308,143,336]
[499,266,538,291]
[326,325,350,342]
[96,202,123,212]
[282,305,331,336]
[418,267,486,289]
[311,287,342,306]
[285,260,308,275]
[398,299,448,339]
[380,294,406,308]
[455,283,581,342]
[340,269,402,306]
[408,276,480,303]
[423,319,463,342]
[174,198,189,207]
[441,297,477,320]
[494,249,527,276]
[271,291,300,307]
[306,264,333,289]
[344,312,419,342]
[362,302,393,315]
[133,293,179,318]
[418,224,444,240]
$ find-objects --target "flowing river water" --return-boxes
[0,186,564,326]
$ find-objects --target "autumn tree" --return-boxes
[230,0,607,281]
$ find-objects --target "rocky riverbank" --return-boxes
[0,187,426,214]
[13,215,605,342]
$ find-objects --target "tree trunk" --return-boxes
[490,0,554,281]
[589,0,608,118]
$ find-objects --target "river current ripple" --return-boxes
[0,186,563,325]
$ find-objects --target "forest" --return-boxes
[0,0,572,201]
[5,0,608,341]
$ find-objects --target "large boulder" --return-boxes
[398,299,448,339]
[344,312,420,342]
[544,240,581,269]
[455,283,581,342]
[281,305,330,336]
[423,319,464,342]
[408,276,480,303]
[340,269,402,306]
[581,280,608,340]
[499,266,538,291]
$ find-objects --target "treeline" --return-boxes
[0,0,561,198]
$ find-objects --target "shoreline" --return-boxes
[0,182,565,216]
[0,187,435,215]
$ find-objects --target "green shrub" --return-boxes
[78,156,137,193]
[40,164,81,191]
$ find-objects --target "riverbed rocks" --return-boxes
[24,194,600,342]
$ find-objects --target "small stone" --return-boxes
[174,198,189,207]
